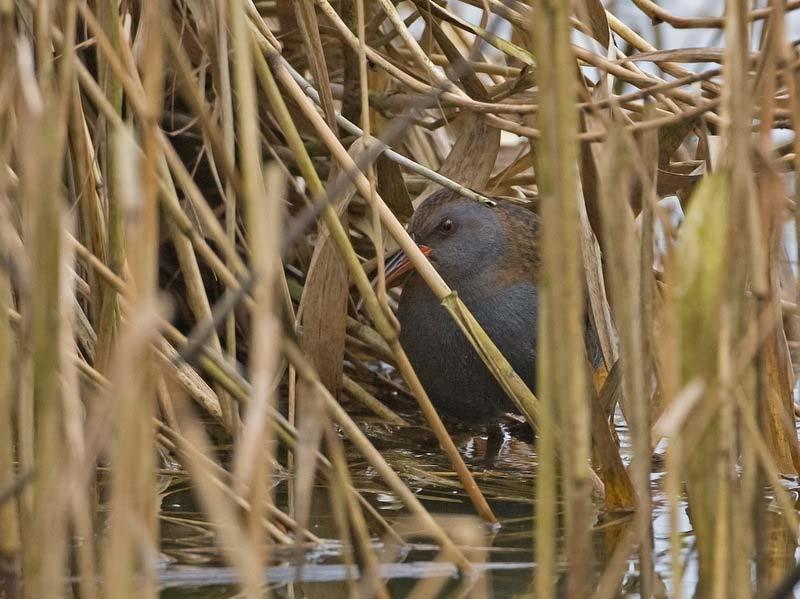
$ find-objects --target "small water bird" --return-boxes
[385,189,599,424]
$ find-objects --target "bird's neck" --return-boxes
[446,272,514,318]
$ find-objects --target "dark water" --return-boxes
[154,412,800,598]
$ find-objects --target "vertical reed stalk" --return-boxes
[0,17,18,598]
[357,0,388,308]
[0,214,21,599]
[216,0,239,427]
[18,4,73,591]
[175,398,265,596]
[531,0,591,596]
[229,5,273,586]
[597,124,652,596]
[94,0,124,371]
[232,162,284,594]
[103,2,164,595]
[673,171,729,597]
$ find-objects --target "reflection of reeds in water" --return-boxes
[2,0,800,597]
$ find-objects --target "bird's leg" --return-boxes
[483,423,507,468]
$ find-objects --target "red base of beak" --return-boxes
[383,245,431,287]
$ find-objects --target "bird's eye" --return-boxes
[438,218,454,234]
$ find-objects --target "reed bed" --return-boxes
[1,0,800,598]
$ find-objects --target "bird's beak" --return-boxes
[381,245,431,288]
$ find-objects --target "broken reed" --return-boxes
[1,0,800,598]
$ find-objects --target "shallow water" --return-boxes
[154,410,800,599]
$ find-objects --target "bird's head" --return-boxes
[384,190,519,289]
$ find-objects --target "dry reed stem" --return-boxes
[93,0,124,374]
[17,9,73,594]
[102,297,162,599]
[597,122,653,594]
[174,395,265,597]
[214,0,239,426]
[103,16,163,585]
[530,1,592,597]
[0,199,20,599]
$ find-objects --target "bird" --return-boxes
[385,188,600,425]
